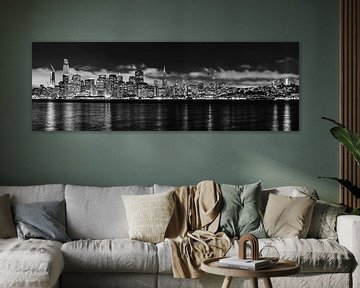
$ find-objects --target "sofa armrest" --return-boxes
[337,215,360,288]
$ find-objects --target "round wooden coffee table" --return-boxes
[201,257,300,288]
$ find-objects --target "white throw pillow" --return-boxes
[122,191,175,243]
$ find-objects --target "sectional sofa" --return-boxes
[0,183,359,288]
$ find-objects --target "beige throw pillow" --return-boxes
[122,191,175,243]
[263,193,316,238]
[0,194,17,238]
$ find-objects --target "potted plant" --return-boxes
[320,117,360,215]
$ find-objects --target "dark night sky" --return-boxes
[32,42,299,73]
[32,42,299,88]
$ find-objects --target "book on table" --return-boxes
[218,257,271,270]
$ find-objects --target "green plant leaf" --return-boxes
[330,127,360,165]
[351,208,360,215]
[322,117,360,165]
[318,177,360,198]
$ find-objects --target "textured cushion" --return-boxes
[226,238,353,273]
[0,238,64,288]
[0,184,65,204]
[218,182,266,238]
[12,200,70,243]
[61,239,158,273]
[307,200,347,240]
[263,193,316,238]
[157,238,353,274]
[261,186,319,213]
[65,185,153,239]
[0,194,16,238]
[122,191,175,243]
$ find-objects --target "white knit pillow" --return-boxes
[122,191,175,243]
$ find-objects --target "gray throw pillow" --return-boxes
[307,200,347,240]
[0,194,17,238]
[218,182,266,238]
[12,200,70,243]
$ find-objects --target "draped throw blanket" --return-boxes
[165,180,231,278]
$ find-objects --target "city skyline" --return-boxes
[32,42,299,89]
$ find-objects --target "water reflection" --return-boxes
[182,104,189,131]
[45,101,56,131]
[64,103,74,131]
[32,100,299,131]
[283,102,291,131]
[272,104,279,131]
[208,104,213,131]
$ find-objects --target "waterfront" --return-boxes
[32,100,299,131]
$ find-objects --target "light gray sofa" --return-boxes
[0,184,359,288]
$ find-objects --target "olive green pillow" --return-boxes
[263,193,316,238]
[218,182,266,238]
[0,194,16,238]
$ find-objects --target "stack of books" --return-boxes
[218,257,271,270]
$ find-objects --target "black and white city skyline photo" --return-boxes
[32,42,299,131]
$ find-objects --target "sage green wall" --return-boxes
[0,0,339,202]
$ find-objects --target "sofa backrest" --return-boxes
[0,184,65,204]
[65,184,154,240]
[153,184,176,194]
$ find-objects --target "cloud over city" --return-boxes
[32,61,299,88]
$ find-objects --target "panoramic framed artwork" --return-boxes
[32,42,299,131]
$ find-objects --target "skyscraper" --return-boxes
[116,75,123,83]
[63,59,69,76]
[162,66,167,88]
[135,69,144,84]
[49,64,55,88]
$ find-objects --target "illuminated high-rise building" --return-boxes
[62,75,69,84]
[62,59,70,94]
[109,74,117,84]
[117,75,123,83]
[49,64,55,88]
[129,76,136,84]
[98,74,106,81]
[72,74,81,82]
[71,74,81,94]
[84,78,95,95]
[162,66,167,88]
[85,79,95,90]
[135,69,144,84]
[63,59,69,76]
[109,74,117,96]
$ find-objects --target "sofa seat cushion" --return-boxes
[157,238,353,274]
[62,239,158,273]
[0,238,64,288]
[232,238,353,273]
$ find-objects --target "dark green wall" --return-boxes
[0,0,340,202]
